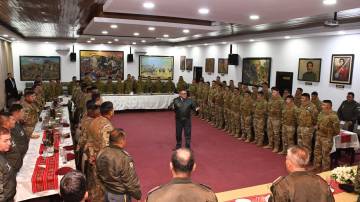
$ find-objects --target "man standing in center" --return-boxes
[169,90,199,149]
[265,87,283,152]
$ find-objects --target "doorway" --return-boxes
[275,71,293,96]
[193,66,203,82]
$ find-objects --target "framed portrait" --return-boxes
[298,58,321,82]
[205,58,215,73]
[180,56,186,71]
[218,58,228,74]
[20,56,60,81]
[330,54,354,84]
[80,50,124,80]
[139,55,174,80]
[242,57,271,86]
[186,58,193,71]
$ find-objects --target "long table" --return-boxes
[102,94,178,111]
[216,168,358,202]
[15,100,75,201]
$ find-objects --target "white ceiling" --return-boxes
[103,0,360,25]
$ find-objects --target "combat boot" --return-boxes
[263,144,272,149]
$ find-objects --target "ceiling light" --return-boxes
[148,27,156,31]
[204,43,209,46]
[110,24,118,29]
[141,40,146,43]
[338,31,346,35]
[143,2,155,9]
[183,29,190,34]
[323,0,336,5]
[193,34,201,38]
[44,19,48,22]
[133,32,140,36]
[221,42,227,44]
[3,34,8,37]
[284,36,291,39]
[102,30,108,34]
[187,45,192,48]
[87,40,91,43]
[249,15,260,20]
[41,11,46,15]
[114,38,119,42]
[90,37,95,41]
[45,41,49,44]
[198,8,209,15]
[249,39,255,42]
[163,34,169,38]
[11,38,16,41]
[108,41,112,44]
[132,42,137,45]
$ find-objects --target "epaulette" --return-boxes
[147,185,163,195]
[197,183,213,192]
[272,176,285,186]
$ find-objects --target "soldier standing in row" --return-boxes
[280,95,297,155]
[153,77,163,93]
[265,87,283,152]
[214,85,224,129]
[240,91,253,141]
[144,76,153,93]
[135,76,145,94]
[177,76,187,92]
[294,88,303,107]
[208,81,217,125]
[104,76,114,94]
[314,100,340,171]
[164,77,176,94]
[230,88,242,138]
[253,92,267,145]
[311,91,322,113]
[114,77,124,94]
[223,86,232,133]
[124,74,133,94]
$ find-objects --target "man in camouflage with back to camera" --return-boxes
[296,93,318,158]
[239,91,253,141]
[253,91,267,145]
[280,95,298,155]
[314,100,340,171]
[264,87,283,153]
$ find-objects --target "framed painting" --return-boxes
[242,57,271,86]
[180,56,186,71]
[186,58,193,71]
[218,58,228,74]
[298,58,321,82]
[330,54,354,84]
[80,50,124,80]
[20,56,60,81]
[205,58,215,73]
[139,55,174,80]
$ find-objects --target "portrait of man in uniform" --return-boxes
[298,58,321,82]
[330,54,354,85]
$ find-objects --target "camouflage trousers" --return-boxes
[208,103,216,123]
[267,117,281,149]
[241,115,252,139]
[24,126,35,138]
[253,117,265,145]
[87,164,104,202]
[200,101,208,120]
[314,134,333,170]
[297,126,314,157]
[215,106,224,128]
[224,108,232,131]
[281,125,296,152]
[231,112,241,137]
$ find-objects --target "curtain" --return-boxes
[0,40,14,108]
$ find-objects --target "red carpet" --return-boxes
[112,111,287,199]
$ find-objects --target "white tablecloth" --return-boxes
[331,129,360,153]
[102,94,178,111]
[15,103,75,201]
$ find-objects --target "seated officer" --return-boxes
[146,148,218,202]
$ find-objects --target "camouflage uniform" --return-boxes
[230,91,242,137]
[176,78,187,92]
[77,115,94,172]
[240,95,253,140]
[55,81,63,96]
[214,87,224,129]
[144,78,153,93]
[152,79,163,93]
[124,78,134,94]
[311,98,322,113]
[67,81,76,95]
[314,111,340,170]
[207,85,217,123]
[21,99,38,138]
[294,93,302,107]
[223,89,233,132]
[95,80,105,93]
[281,103,297,153]
[136,79,145,94]
[86,116,114,202]
[253,97,267,145]
[297,102,318,157]
[164,79,176,94]
[114,79,124,94]
[266,96,283,152]
[104,80,114,94]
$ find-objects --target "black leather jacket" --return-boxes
[169,97,197,120]
[0,153,16,201]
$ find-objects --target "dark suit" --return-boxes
[169,97,197,148]
[5,77,18,105]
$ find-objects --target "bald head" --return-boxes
[171,148,195,174]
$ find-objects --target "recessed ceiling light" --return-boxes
[133,32,140,36]
[132,42,137,45]
[108,41,112,44]
[284,36,291,39]
[87,40,91,43]
[45,41,49,44]
[102,30,108,34]
[110,24,118,29]
[323,0,336,5]
[90,37,95,41]
[114,38,119,42]
[249,15,260,20]
[187,45,192,48]
[141,40,146,43]
[249,39,255,42]
[163,34,169,38]
[338,31,346,35]
[193,34,201,38]
[221,42,227,44]
[11,38,16,41]
[204,43,209,46]
[148,27,156,31]
[183,29,190,34]
[44,19,48,22]
[3,34,8,37]
[143,2,155,9]
[41,11,46,15]
[198,8,209,15]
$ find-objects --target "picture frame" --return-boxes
[205,58,215,73]
[297,58,322,82]
[186,58,193,71]
[218,58,228,74]
[139,55,174,80]
[20,56,61,81]
[330,54,354,85]
[80,50,124,80]
[180,56,186,71]
[242,57,271,86]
